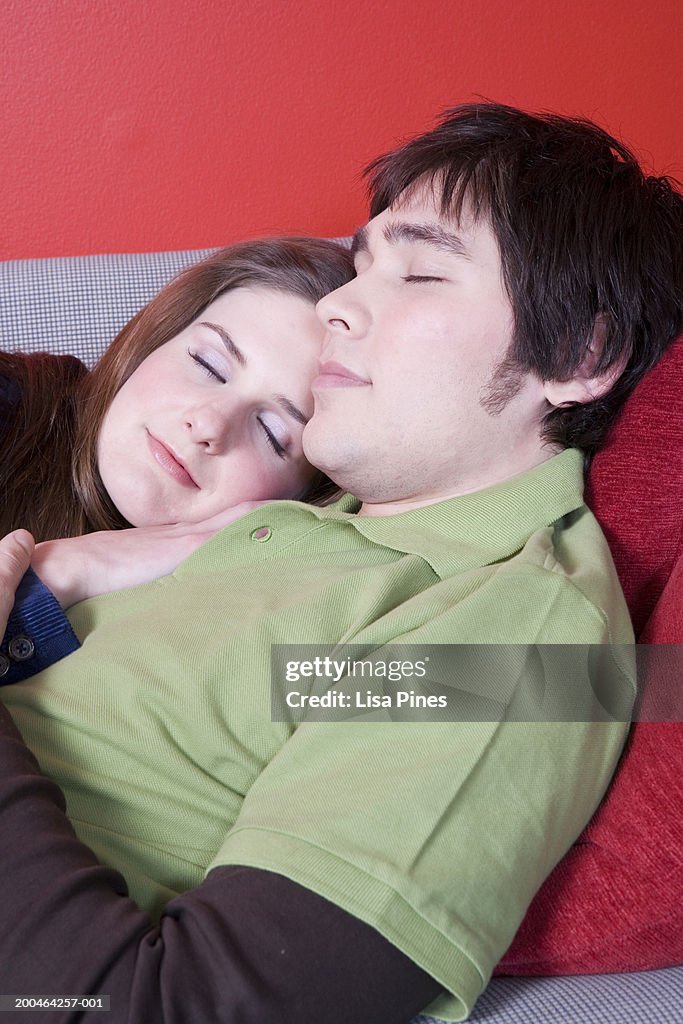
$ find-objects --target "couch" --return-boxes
[1,247,681,1023]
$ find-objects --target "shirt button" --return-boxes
[0,654,10,677]
[250,526,272,542]
[8,635,35,661]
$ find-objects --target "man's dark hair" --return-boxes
[366,102,683,457]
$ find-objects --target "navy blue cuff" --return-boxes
[0,568,80,685]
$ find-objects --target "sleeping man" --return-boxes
[1,103,682,1023]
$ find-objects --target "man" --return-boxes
[0,103,681,1023]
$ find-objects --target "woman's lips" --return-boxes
[312,361,371,389]
[146,432,199,489]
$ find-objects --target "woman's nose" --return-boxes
[184,400,233,452]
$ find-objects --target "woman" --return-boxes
[0,234,367,915]
[0,236,354,542]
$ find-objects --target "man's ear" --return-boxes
[543,315,628,409]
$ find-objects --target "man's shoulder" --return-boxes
[484,503,633,646]
[392,496,633,647]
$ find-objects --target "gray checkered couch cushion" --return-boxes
[421,966,683,1023]
[2,248,681,1023]
[0,248,217,365]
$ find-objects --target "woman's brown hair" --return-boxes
[0,237,354,541]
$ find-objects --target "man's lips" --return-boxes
[312,361,371,389]
[146,432,199,489]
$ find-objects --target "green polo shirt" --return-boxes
[2,449,633,1022]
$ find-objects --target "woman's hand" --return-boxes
[31,501,266,609]
[0,530,35,632]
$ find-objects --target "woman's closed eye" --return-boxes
[257,412,290,459]
[189,349,228,383]
[258,417,287,458]
[402,274,444,283]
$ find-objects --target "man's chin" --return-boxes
[303,415,378,490]
[302,435,350,491]
[302,418,332,469]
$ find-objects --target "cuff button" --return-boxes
[8,635,35,661]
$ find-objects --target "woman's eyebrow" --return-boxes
[274,394,309,426]
[200,322,247,366]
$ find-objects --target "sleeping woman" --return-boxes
[0,234,354,913]
[1,236,353,540]
[0,235,353,605]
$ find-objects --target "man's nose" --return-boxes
[184,400,234,453]
[315,277,370,339]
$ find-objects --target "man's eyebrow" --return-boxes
[200,322,247,367]
[383,221,472,259]
[274,394,309,426]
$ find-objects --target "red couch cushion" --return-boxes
[496,330,683,976]
[497,557,683,974]
[585,331,683,635]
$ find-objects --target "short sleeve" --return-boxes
[208,570,633,1021]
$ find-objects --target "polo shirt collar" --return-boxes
[321,449,585,579]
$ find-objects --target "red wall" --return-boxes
[2,0,681,260]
